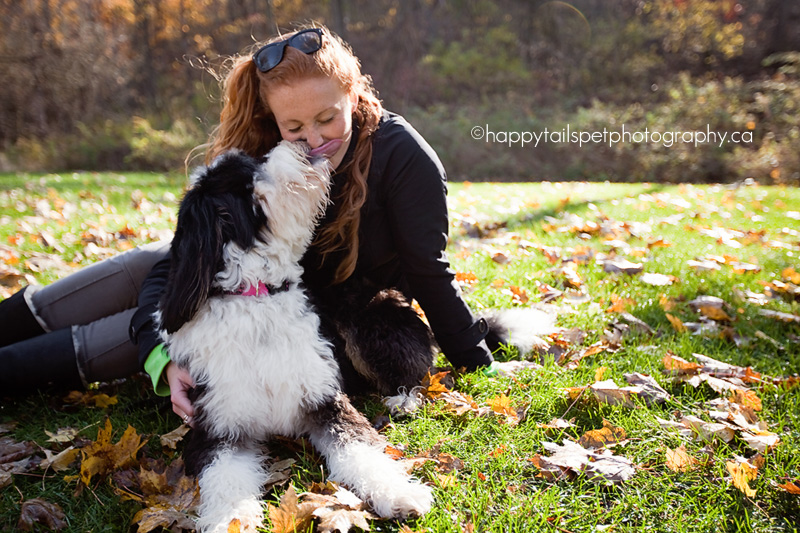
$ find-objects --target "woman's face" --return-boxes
[267,76,358,169]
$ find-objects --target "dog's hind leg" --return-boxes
[194,441,267,533]
[304,392,433,519]
[337,289,436,397]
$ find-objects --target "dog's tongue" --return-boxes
[308,139,344,159]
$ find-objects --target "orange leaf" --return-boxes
[778,481,800,495]
[665,445,698,472]
[665,313,687,333]
[421,371,451,400]
[662,352,700,374]
[577,420,627,449]
[594,366,609,382]
[729,389,762,411]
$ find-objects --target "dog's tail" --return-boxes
[481,307,558,355]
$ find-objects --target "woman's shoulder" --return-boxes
[372,111,444,175]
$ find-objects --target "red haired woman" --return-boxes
[0,26,496,419]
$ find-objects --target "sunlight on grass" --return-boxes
[1,174,798,532]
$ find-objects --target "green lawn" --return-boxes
[1,173,799,532]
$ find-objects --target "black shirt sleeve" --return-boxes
[129,253,171,368]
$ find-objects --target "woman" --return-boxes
[0,25,497,418]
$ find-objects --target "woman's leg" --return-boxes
[0,240,171,392]
[25,240,171,333]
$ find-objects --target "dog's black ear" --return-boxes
[159,151,266,333]
[159,185,224,334]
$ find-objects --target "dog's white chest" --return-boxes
[167,292,341,439]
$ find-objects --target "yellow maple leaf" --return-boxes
[79,419,146,487]
[726,460,757,497]
[664,445,698,473]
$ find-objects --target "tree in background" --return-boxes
[0,0,798,183]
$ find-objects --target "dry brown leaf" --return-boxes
[728,389,762,411]
[45,428,79,444]
[538,440,635,484]
[662,352,701,375]
[17,498,67,532]
[63,390,118,408]
[602,258,643,275]
[438,391,483,416]
[680,415,736,443]
[160,424,191,450]
[623,373,671,404]
[268,486,315,533]
[590,379,640,408]
[313,506,373,533]
[665,313,687,333]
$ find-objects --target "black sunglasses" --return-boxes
[252,28,324,73]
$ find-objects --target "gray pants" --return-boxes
[25,240,171,385]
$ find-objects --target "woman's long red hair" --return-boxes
[206,25,382,284]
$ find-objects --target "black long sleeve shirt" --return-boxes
[131,111,492,371]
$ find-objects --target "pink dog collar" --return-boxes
[226,280,291,297]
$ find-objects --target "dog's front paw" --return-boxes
[382,387,425,417]
[197,499,264,533]
[370,480,433,519]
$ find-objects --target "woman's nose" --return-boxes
[305,128,324,149]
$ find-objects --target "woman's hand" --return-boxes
[165,362,196,426]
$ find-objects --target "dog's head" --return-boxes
[158,143,331,334]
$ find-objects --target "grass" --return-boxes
[1,173,799,532]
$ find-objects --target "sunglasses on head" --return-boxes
[252,28,324,73]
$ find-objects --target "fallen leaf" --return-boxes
[640,273,676,286]
[665,445,699,473]
[40,447,80,473]
[623,373,671,404]
[45,428,79,444]
[17,498,67,532]
[777,481,800,495]
[578,420,627,449]
[421,371,451,400]
[758,309,800,323]
[665,313,687,333]
[267,486,315,533]
[537,440,635,484]
[160,425,191,450]
[727,460,757,497]
[486,393,521,425]
[79,419,147,487]
[601,258,643,275]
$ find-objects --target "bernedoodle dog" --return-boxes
[155,143,436,532]
[155,141,554,532]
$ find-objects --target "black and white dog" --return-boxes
[156,143,436,532]
[156,141,555,532]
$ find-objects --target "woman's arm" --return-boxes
[380,117,493,371]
